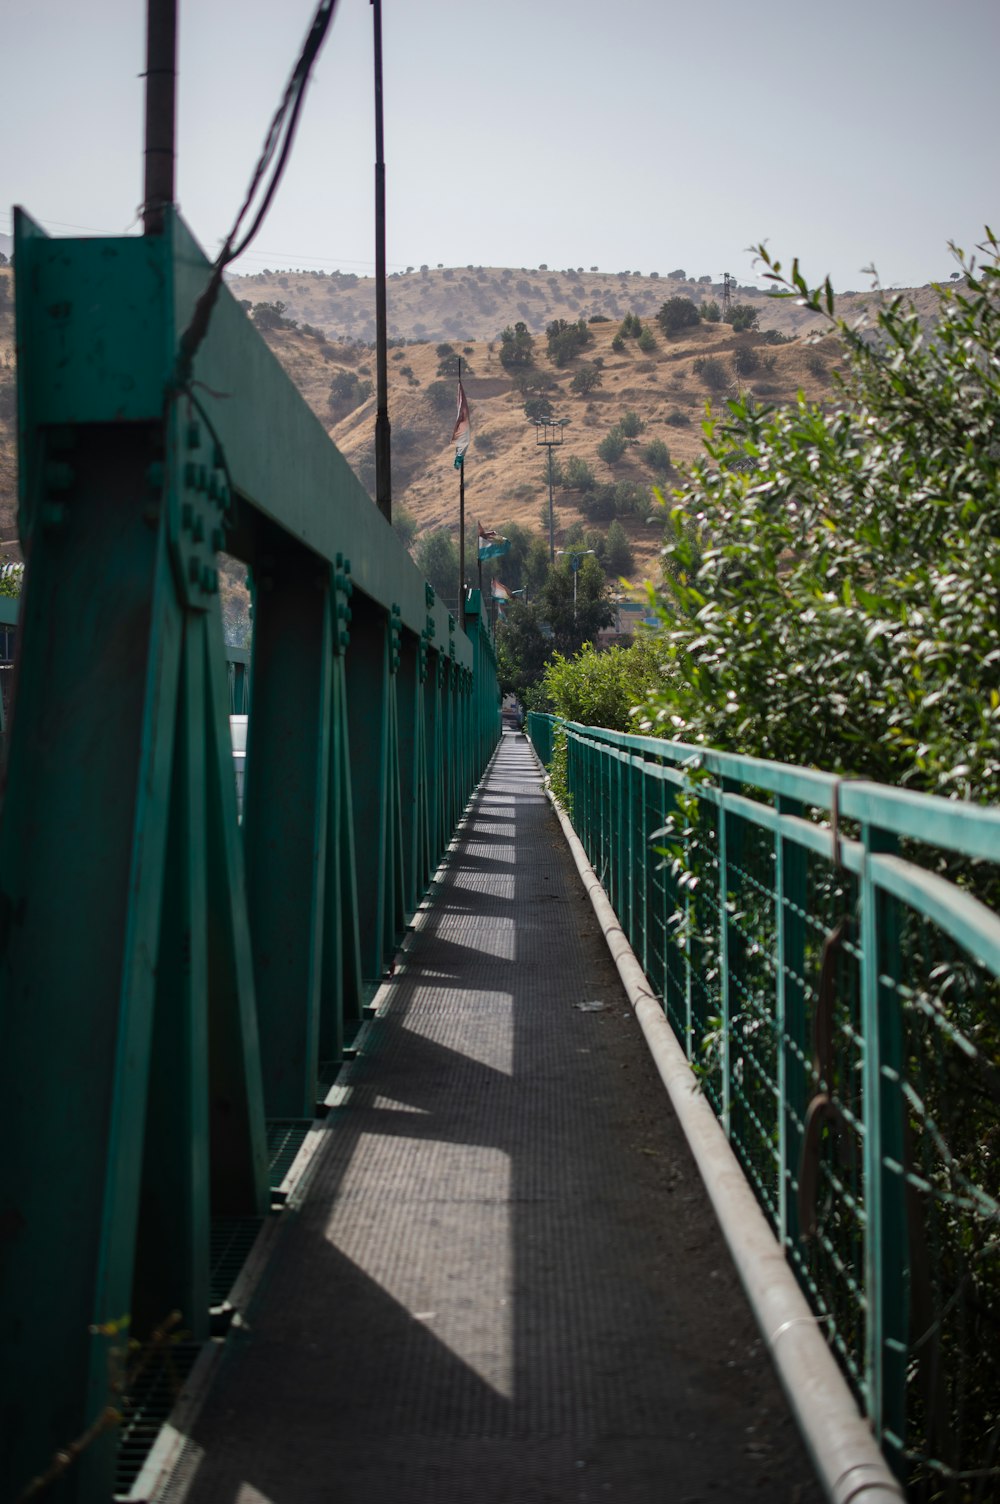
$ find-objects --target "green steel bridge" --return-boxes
[1,214,999,1504]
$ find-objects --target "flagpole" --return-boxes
[458,356,465,631]
[372,0,391,522]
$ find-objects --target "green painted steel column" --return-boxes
[0,423,183,1502]
[134,615,211,1343]
[243,535,332,1118]
[345,595,394,988]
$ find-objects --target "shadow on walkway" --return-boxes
[181,733,821,1504]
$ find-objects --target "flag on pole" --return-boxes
[478,522,511,561]
[452,380,471,470]
[491,579,512,602]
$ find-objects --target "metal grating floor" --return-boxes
[113,1141,298,1494]
[209,1217,265,1307]
[266,1118,312,1188]
[114,1342,201,1497]
[181,734,823,1503]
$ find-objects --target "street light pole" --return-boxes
[533,417,569,563]
[371,0,391,523]
[555,548,595,619]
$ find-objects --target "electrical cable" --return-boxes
[174,0,339,390]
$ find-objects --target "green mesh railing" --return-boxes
[528,712,1000,1500]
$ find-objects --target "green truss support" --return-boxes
[0,208,499,1502]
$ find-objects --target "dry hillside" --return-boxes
[0,259,950,587]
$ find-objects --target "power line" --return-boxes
[174,0,340,387]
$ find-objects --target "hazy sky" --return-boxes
[3,0,997,292]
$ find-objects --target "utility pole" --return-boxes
[143,0,177,235]
[533,416,568,563]
[371,0,391,522]
[458,357,465,630]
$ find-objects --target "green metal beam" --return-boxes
[1,207,498,1502]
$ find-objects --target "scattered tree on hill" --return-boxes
[546,318,592,365]
[643,437,671,473]
[579,485,617,523]
[426,380,454,414]
[637,326,657,352]
[499,321,534,370]
[605,519,634,576]
[732,344,762,376]
[570,363,603,395]
[692,355,728,392]
[656,297,700,336]
[562,455,597,493]
[252,300,297,331]
[328,369,373,412]
[619,409,645,439]
[618,312,643,338]
[700,300,721,323]
[524,394,553,422]
[597,426,627,464]
[725,302,759,333]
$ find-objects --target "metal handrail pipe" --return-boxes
[541,759,905,1504]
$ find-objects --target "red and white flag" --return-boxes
[452,380,471,469]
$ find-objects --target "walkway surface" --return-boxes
[180,733,821,1504]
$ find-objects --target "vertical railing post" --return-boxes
[775,796,807,1249]
[860,823,908,1462]
[717,782,736,1132]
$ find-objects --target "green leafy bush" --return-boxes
[637,326,657,352]
[544,633,668,731]
[639,232,1000,804]
[619,409,645,439]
